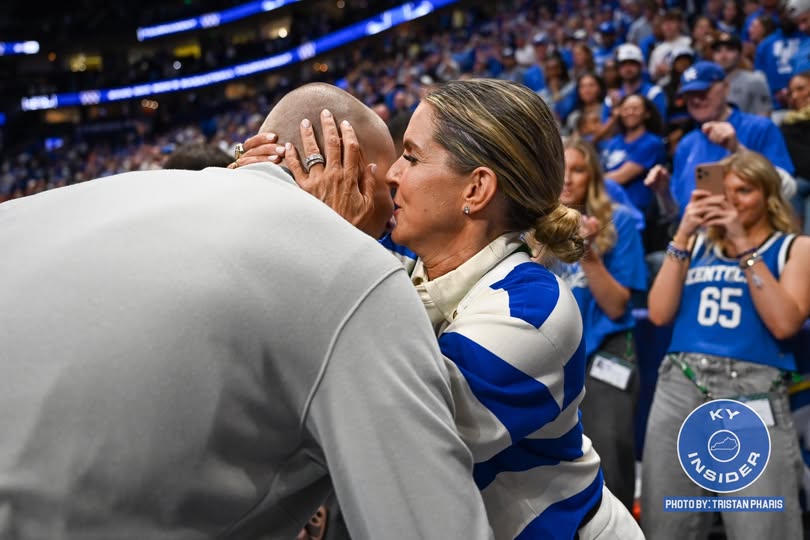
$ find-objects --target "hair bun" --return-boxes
[531,204,585,263]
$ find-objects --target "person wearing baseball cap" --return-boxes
[644,61,795,216]
[648,8,692,81]
[786,0,810,74]
[712,32,772,116]
[755,0,810,110]
[602,43,668,124]
[594,21,621,72]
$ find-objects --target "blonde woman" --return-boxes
[544,137,648,511]
[251,79,644,539]
[643,150,810,540]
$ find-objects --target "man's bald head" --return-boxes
[260,83,394,165]
[261,83,399,239]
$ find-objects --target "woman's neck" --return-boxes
[623,125,645,142]
[420,228,505,280]
[722,220,774,256]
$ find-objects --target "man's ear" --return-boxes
[461,166,499,214]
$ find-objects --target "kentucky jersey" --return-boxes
[668,232,797,371]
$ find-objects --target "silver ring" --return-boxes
[234,142,245,161]
[304,153,326,173]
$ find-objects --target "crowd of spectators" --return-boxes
[4,0,808,231]
[3,0,810,536]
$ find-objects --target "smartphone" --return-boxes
[694,163,726,195]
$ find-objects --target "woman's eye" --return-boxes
[403,154,417,163]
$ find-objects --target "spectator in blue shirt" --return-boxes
[602,94,666,217]
[754,7,810,109]
[645,61,796,216]
[546,136,647,512]
[603,43,668,123]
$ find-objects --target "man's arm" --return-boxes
[305,269,493,540]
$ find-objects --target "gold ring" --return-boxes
[234,142,245,161]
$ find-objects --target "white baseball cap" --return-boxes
[616,43,644,65]
[785,0,810,17]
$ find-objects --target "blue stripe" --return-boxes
[378,233,417,260]
[515,469,604,540]
[490,262,559,329]
[563,337,587,410]
[473,420,585,490]
[439,332,560,443]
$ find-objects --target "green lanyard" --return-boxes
[670,354,797,400]
[671,354,714,400]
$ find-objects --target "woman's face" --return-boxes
[386,103,469,252]
[619,95,647,131]
[602,61,619,86]
[725,172,767,229]
[561,148,590,207]
[789,75,810,110]
[573,46,589,68]
[748,19,764,42]
[545,59,562,79]
[578,76,601,104]
[692,17,713,41]
[723,1,738,22]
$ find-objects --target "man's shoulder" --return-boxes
[731,108,775,130]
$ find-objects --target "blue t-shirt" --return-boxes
[550,205,648,358]
[602,131,666,213]
[594,44,619,72]
[523,64,546,93]
[668,233,797,371]
[670,107,794,214]
[754,29,810,109]
[604,179,644,230]
[743,8,780,42]
[602,81,668,123]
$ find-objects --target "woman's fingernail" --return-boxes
[341,120,351,128]
[267,133,277,142]
[322,109,332,118]
[269,155,279,162]
[285,142,292,151]
[276,146,285,154]
[301,118,310,128]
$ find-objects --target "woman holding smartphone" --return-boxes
[642,150,810,540]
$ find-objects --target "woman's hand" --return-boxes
[673,189,719,243]
[579,215,601,260]
[227,132,283,169]
[643,164,671,196]
[700,196,748,249]
[285,109,380,236]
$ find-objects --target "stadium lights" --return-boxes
[21,1,456,112]
[136,0,300,42]
[0,41,40,56]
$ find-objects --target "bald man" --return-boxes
[0,84,493,539]
[235,82,397,239]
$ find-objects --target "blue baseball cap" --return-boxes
[679,61,726,94]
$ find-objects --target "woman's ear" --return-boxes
[461,166,499,214]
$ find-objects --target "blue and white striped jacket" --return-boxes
[385,232,604,540]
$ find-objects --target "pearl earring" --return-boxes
[463,206,470,215]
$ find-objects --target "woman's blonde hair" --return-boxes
[706,150,797,245]
[424,79,584,263]
[561,137,618,254]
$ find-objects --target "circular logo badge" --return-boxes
[677,399,770,493]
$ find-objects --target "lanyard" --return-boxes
[670,354,796,401]
[670,354,714,400]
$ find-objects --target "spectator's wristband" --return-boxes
[666,242,690,262]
